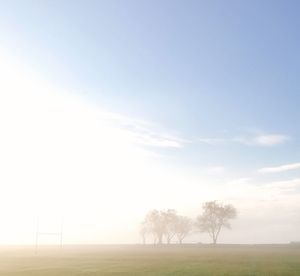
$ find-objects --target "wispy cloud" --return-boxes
[235,134,291,147]
[102,112,186,149]
[264,178,300,190]
[258,163,300,173]
[199,133,291,147]
[220,177,300,202]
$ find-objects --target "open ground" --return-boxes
[1,245,300,275]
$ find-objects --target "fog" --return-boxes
[0,48,300,245]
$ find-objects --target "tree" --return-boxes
[174,216,193,244]
[162,209,178,244]
[141,209,193,245]
[195,201,237,245]
[143,210,166,244]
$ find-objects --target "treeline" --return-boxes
[140,201,237,245]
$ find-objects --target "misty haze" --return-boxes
[1,0,300,275]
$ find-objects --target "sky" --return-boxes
[1,0,300,244]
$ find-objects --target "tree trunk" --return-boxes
[213,237,217,245]
[158,234,163,245]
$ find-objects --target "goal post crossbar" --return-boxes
[35,217,64,254]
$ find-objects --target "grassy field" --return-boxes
[1,245,300,275]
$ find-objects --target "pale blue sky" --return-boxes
[1,0,300,243]
[1,1,300,172]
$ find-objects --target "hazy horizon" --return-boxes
[1,0,300,245]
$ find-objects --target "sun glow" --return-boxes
[0,48,217,244]
[0,50,161,244]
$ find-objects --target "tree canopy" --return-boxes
[195,201,237,244]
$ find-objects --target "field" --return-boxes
[1,245,300,275]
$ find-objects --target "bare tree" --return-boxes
[144,210,166,244]
[162,209,177,244]
[174,216,193,244]
[195,201,237,245]
[141,209,193,245]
